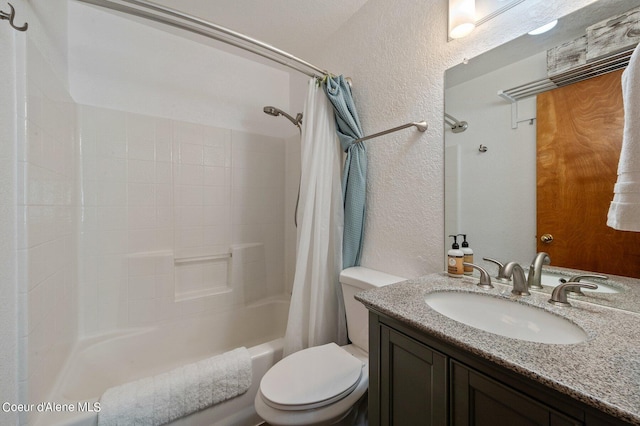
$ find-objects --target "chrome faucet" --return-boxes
[502,262,530,296]
[527,252,551,290]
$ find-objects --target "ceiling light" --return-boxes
[528,20,558,35]
[449,0,476,39]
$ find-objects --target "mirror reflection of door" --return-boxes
[536,69,640,278]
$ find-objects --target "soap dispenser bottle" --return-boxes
[458,234,474,276]
[447,235,464,278]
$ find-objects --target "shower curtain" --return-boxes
[283,78,348,356]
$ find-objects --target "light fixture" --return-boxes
[449,0,476,39]
[528,20,558,35]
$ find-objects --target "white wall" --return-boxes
[0,11,19,426]
[69,2,298,335]
[68,1,293,139]
[306,0,598,278]
[1,1,295,421]
[445,52,546,265]
[65,1,296,338]
[10,1,79,423]
[20,37,78,418]
[78,105,286,336]
[2,2,73,420]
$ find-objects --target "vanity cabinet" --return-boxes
[378,324,447,425]
[368,311,629,426]
[450,361,579,426]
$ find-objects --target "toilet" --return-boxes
[254,266,406,426]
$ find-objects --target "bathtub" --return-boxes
[34,298,289,426]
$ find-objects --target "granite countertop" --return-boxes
[355,272,640,425]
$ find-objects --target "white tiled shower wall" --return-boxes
[17,38,78,414]
[78,105,287,337]
[0,19,19,424]
[11,5,295,418]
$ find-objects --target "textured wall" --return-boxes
[306,0,597,279]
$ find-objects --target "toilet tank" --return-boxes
[340,267,406,353]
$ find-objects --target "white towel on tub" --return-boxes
[98,347,251,426]
[608,44,640,231]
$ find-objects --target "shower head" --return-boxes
[263,106,303,128]
[263,106,281,116]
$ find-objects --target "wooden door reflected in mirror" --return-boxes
[536,70,640,277]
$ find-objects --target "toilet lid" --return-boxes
[260,343,364,411]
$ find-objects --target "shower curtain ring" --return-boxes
[0,3,28,32]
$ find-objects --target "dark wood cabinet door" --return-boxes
[378,325,448,426]
[369,313,629,426]
[451,361,582,426]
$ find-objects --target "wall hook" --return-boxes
[0,3,28,32]
[478,144,488,153]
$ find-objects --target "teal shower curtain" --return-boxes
[324,75,366,268]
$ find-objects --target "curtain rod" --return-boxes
[355,121,428,143]
[76,0,332,79]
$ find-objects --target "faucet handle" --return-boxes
[567,274,609,282]
[463,262,493,289]
[564,274,608,295]
[482,257,511,282]
[548,282,598,307]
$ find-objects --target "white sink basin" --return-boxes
[424,291,588,344]
[538,271,621,294]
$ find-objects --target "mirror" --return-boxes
[444,0,640,304]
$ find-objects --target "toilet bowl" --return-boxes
[254,267,406,426]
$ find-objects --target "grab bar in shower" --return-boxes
[174,252,232,264]
[355,120,428,143]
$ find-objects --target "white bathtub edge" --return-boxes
[34,337,285,426]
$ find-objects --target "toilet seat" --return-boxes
[260,343,365,411]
